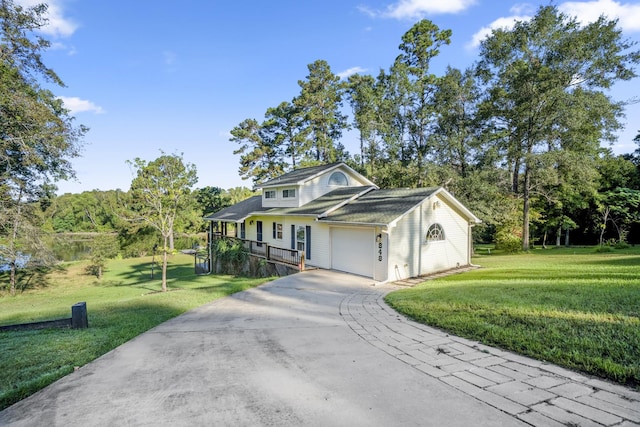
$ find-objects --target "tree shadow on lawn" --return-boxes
[100,260,198,291]
[578,256,640,268]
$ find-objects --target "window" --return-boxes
[273,222,283,239]
[256,221,263,242]
[264,190,276,199]
[283,188,296,198]
[426,223,445,242]
[240,222,246,239]
[296,226,305,252]
[328,171,348,186]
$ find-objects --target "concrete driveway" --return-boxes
[0,270,531,426]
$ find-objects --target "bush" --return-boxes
[213,238,248,267]
[494,231,522,253]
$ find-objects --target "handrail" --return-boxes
[211,234,302,268]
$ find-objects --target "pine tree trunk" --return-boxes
[522,165,531,251]
[162,236,168,292]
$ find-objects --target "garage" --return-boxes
[331,227,374,278]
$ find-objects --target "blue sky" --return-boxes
[22,0,640,194]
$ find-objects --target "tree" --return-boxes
[264,101,310,169]
[294,59,348,163]
[597,187,640,245]
[230,118,286,184]
[226,186,258,204]
[431,67,483,180]
[392,20,452,187]
[1,0,86,295]
[194,186,230,216]
[347,73,390,176]
[127,153,197,292]
[87,234,119,279]
[477,5,639,250]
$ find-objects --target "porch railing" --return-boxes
[212,233,302,268]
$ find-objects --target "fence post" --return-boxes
[71,302,88,329]
[299,253,305,271]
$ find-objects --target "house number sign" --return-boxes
[376,233,383,262]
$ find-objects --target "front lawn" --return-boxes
[385,246,640,388]
[0,254,271,410]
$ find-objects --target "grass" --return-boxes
[0,254,271,410]
[385,246,640,388]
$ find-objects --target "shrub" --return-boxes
[494,231,522,253]
[614,241,631,249]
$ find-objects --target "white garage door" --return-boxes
[331,227,373,278]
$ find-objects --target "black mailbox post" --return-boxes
[71,302,88,329]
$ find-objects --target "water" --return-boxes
[51,237,93,262]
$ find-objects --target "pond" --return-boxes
[1,234,207,270]
[51,236,94,262]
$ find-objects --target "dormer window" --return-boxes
[328,171,348,186]
[264,190,276,199]
[282,188,296,198]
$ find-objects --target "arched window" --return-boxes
[328,171,348,186]
[426,223,445,242]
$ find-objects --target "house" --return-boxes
[205,163,481,282]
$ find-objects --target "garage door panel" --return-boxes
[331,228,373,278]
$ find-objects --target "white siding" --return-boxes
[299,166,374,205]
[374,228,388,282]
[387,195,470,281]
[261,186,302,208]
[387,205,421,281]
[244,215,332,269]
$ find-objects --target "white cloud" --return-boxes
[16,0,78,38]
[362,0,477,19]
[466,14,531,50]
[50,41,78,55]
[466,0,640,51]
[337,66,367,79]
[58,96,105,115]
[559,0,640,32]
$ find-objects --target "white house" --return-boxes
[205,163,481,282]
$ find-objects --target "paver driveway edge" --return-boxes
[341,282,640,427]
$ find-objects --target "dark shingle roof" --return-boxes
[263,186,376,216]
[320,188,439,225]
[204,196,267,222]
[258,163,342,188]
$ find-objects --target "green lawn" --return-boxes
[0,254,271,410]
[385,246,640,388]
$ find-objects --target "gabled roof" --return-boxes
[205,187,481,226]
[261,186,376,217]
[257,162,374,188]
[320,188,440,226]
[204,196,267,222]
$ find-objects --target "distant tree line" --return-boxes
[230,5,640,249]
[40,184,256,242]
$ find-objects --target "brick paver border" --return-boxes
[339,280,640,427]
